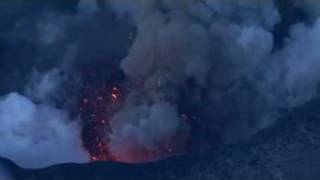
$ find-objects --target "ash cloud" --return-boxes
[1,0,320,167]
[107,0,280,150]
[107,0,320,152]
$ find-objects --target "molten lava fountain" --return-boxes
[80,81,122,162]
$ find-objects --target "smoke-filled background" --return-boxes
[1,0,320,169]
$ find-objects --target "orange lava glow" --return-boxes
[80,82,190,163]
[80,84,124,162]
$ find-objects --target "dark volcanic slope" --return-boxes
[2,100,320,180]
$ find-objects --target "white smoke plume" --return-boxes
[0,67,89,168]
[0,5,91,167]
[0,0,129,167]
[0,92,89,168]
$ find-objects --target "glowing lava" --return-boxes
[111,87,121,104]
[79,79,191,163]
[80,83,123,162]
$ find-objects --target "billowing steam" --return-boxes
[0,70,89,168]
[1,0,320,168]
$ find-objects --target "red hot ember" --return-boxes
[80,82,191,163]
[80,84,123,162]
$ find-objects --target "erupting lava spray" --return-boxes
[80,79,123,161]
[79,74,191,163]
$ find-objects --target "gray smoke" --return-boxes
[107,0,320,154]
[265,17,320,107]
[109,102,189,161]
[107,0,279,151]
[1,0,320,167]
